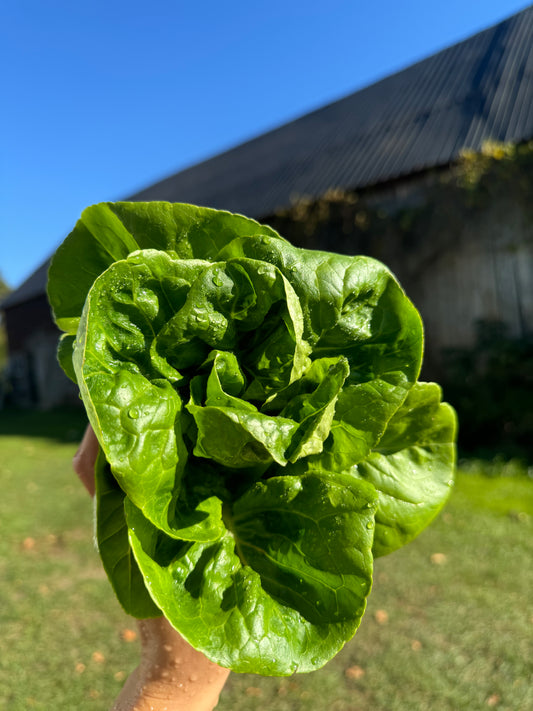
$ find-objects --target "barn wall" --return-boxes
[267,166,533,378]
[4,294,56,352]
[386,198,533,374]
[3,295,78,409]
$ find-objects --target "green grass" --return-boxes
[1,409,532,710]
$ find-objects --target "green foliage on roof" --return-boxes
[269,140,533,251]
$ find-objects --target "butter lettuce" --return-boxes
[47,202,456,675]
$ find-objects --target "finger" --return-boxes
[73,424,99,496]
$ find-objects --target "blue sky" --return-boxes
[1,0,529,289]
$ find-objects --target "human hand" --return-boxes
[73,425,230,711]
[111,616,230,711]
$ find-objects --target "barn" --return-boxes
[1,5,533,410]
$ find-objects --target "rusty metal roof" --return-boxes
[3,5,533,310]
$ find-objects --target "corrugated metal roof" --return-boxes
[128,5,533,217]
[4,4,533,310]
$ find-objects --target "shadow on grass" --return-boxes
[0,406,88,442]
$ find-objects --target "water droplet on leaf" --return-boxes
[212,269,224,287]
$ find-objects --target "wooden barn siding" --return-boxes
[383,199,533,374]
[269,182,532,378]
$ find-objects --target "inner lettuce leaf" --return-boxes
[47,202,456,676]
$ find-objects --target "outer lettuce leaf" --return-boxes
[48,202,281,334]
[355,382,457,557]
[126,472,378,675]
[94,449,160,618]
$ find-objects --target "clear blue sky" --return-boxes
[1,0,529,290]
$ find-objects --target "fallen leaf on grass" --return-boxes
[114,671,126,681]
[374,609,389,624]
[411,640,422,651]
[75,663,86,674]
[246,687,263,697]
[22,537,36,551]
[92,651,105,663]
[508,510,529,523]
[345,665,365,680]
[430,552,447,565]
[121,628,137,642]
[486,694,500,706]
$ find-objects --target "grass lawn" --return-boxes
[0,408,531,710]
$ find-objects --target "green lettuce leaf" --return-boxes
[48,202,281,334]
[126,472,378,675]
[355,382,457,557]
[94,449,160,618]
